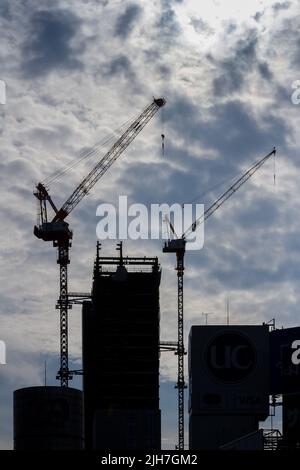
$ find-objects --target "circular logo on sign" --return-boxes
[205,332,256,383]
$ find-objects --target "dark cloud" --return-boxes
[200,101,286,161]
[232,197,279,230]
[157,5,181,42]
[258,62,273,80]
[283,231,300,254]
[212,35,258,96]
[22,10,83,77]
[294,37,300,67]
[114,3,142,38]
[190,17,213,35]
[225,22,237,35]
[208,247,300,290]
[103,55,135,80]
[253,11,264,22]
[271,17,300,68]
[158,64,172,79]
[210,264,276,290]
[273,1,291,12]
[210,32,279,95]
[118,160,175,204]
[254,2,290,23]
[0,1,11,20]
[166,95,286,165]
[161,0,183,7]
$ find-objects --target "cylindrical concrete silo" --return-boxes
[14,386,83,450]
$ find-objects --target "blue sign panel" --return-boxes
[270,327,300,395]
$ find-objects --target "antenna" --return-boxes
[116,241,124,266]
[44,361,47,387]
[273,149,276,186]
[226,298,230,325]
[202,312,214,325]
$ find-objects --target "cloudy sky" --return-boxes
[0,0,300,449]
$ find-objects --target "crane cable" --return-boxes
[181,171,243,208]
[161,105,165,158]
[42,108,144,187]
[43,114,138,186]
[44,132,120,186]
[181,150,277,210]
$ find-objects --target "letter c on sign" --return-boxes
[291,340,300,365]
[231,345,252,369]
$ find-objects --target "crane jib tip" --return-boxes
[154,97,166,108]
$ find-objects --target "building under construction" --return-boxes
[82,243,161,450]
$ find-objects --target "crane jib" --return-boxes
[183,148,276,239]
[51,98,166,223]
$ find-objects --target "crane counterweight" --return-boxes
[163,239,186,254]
[34,222,72,243]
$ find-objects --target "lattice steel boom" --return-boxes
[52,98,166,222]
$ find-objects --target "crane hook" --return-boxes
[161,134,165,157]
[273,147,276,186]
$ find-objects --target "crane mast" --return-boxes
[34,97,166,387]
[175,248,186,451]
[163,147,276,450]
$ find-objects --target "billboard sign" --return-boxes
[189,325,269,417]
[270,327,300,395]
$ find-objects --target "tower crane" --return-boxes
[34,97,166,387]
[163,147,276,450]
